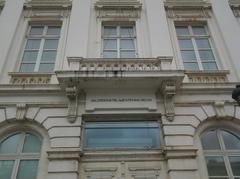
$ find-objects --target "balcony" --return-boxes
[56,57,184,89]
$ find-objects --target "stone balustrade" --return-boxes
[67,57,173,72]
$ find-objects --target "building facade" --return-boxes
[0,0,240,179]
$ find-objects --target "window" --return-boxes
[175,24,218,70]
[84,121,160,148]
[0,132,42,179]
[102,25,137,58]
[20,25,61,72]
[201,129,240,179]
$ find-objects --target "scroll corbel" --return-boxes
[16,103,27,120]
[66,87,78,123]
[162,82,176,121]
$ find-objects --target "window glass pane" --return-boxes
[183,63,199,70]
[181,50,197,61]
[120,39,135,50]
[202,62,218,70]
[201,130,221,150]
[0,160,14,179]
[222,130,240,150]
[196,39,211,49]
[22,51,38,62]
[41,51,57,62]
[229,156,240,176]
[175,26,189,35]
[20,64,35,72]
[17,160,38,179]
[43,39,59,49]
[199,50,215,61]
[103,40,117,50]
[103,51,118,58]
[120,51,136,58]
[192,26,206,35]
[178,39,193,49]
[25,39,41,50]
[0,133,22,153]
[104,26,117,36]
[38,63,55,72]
[84,122,160,148]
[23,133,41,153]
[206,156,228,176]
[120,26,134,36]
[46,26,61,35]
[29,26,44,35]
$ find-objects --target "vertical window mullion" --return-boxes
[117,26,120,58]
[35,26,47,72]
[190,26,203,70]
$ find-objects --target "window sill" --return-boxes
[9,72,54,85]
[185,70,229,83]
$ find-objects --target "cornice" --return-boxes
[0,0,5,9]
[229,0,240,7]
[164,0,211,9]
[24,0,72,10]
[95,0,142,9]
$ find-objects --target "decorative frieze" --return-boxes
[185,70,229,83]
[95,0,142,19]
[9,72,52,85]
[68,57,173,72]
[165,0,211,9]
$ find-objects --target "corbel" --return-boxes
[16,103,27,120]
[162,81,176,121]
[66,86,78,123]
[214,101,226,119]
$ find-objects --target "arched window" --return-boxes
[0,132,42,179]
[201,129,240,179]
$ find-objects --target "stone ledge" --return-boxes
[9,72,54,85]
[185,70,229,83]
[47,148,82,161]
[164,147,198,159]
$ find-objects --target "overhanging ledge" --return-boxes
[55,57,185,90]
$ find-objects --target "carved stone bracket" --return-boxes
[66,86,78,123]
[162,81,176,121]
[16,103,27,120]
[214,101,226,119]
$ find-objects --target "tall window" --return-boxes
[175,24,218,70]
[84,121,160,148]
[20,25,61,72]
[102,24,137,58]
[201,129,240,179]
[0,132,42,179]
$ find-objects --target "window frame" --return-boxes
[174,23,219,71]
[0,131,43,179]
[101,23,138,58]
[19,24,61,72]
[82,120,162,150]
[201,128,240,179]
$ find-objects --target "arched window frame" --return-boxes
[0,122,49,179]
[197,124,240,179]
